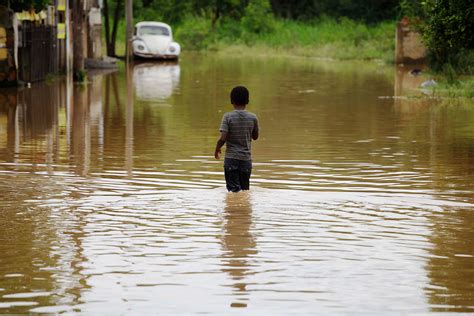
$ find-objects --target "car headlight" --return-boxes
[168,42,180,54]
[134,40,147,52]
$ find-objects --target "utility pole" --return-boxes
[66,0,73,73]
[125,0,133,62]
[125,0,134,173]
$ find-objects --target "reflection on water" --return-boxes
[394,64,427,97]
[0,53,474,314]
[133,62,180,102]
[427,209,474,312]
[221,192,257,308]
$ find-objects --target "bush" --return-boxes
[0,0,49,12]
[241,0,275,34]
[422,0,474,73]
[175,16,213,49]
[442,63,458,85]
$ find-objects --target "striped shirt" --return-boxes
[219,110,259,161]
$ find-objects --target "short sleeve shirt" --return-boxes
[219,110,258,161]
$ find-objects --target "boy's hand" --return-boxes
[215,131,227,160]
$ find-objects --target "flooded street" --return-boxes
[1,53,473,314]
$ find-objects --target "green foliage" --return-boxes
[398,0,425,19]
[442,63,458,85]
[269,0,400,23]
[173,16,395,62]
[133,0,192,24]
[241,0,275,34]
[105,0,404,25]
[422,0,474,74]
[0,0,50,12]
[45,73,57,84]
[399,0,473,79]
[74,69,87,83]
[432,76,474,98]
[174,16,213,49]
[197,0,249,21]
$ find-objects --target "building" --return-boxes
[0,0,103,86]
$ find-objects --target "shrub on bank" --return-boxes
[422,0,473,74]
[174,16,213,50]
[241,0,276,34]
[173,16,395,62]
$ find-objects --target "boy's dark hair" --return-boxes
[230,86,249,105]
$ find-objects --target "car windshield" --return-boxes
[138,25,170,36]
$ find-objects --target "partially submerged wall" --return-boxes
[395,17,427,64]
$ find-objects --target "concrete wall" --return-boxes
[88,7,102,59]
[395,17,427,64]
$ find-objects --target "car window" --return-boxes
[138,26,170,36]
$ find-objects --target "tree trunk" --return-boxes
[111,0,123,57]
[103,0,112,56]
[211,6,220,30]
[73,0,85,80]
[142,0,153,7]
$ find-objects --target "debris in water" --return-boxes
[421,79,437,88]
[410,68,422,76]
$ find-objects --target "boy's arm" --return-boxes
[252,118,259,140]
[214,131,228,159]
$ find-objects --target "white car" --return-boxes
[132,22,181,60]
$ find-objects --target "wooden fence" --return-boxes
[18,22,58,83]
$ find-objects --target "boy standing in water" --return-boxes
[215,86,259,192]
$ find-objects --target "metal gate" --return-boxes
[18,22,58,83]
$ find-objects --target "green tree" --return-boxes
[422,0,474,72]
[103,0,123,57]
[242,0,274,33]
[138,0,192,24]
[269,0,399,23]
[0,0,50,12]
[192,0,249,29]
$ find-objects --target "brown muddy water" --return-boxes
[0,53,473,314]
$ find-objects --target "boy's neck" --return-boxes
[233,104,247,110]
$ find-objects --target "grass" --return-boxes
[112,16,395,63]
[423,55,474,99]
[430,76,474,98]
[173,16,396,63]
